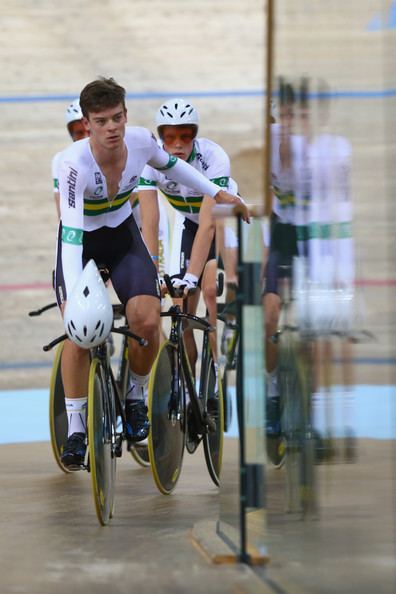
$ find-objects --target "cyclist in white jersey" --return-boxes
[51,99,89,219]
[55,78,247,467]
[138,98,240,371]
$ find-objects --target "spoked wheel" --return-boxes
[49,343,70,473]
[88,358,116,525]
[147,341,185,494]
[202,351,224,486]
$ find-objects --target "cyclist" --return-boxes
[138,98,243,372]
[55,78,247,468]
[52,99,89,219]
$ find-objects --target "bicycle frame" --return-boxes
[161,304,215,435]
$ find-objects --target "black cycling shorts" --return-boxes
[262,216,298,296]
[171,217,216,287]
[55,213,160,306]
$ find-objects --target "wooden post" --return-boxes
[264,0,274,217]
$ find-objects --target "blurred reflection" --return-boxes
[264,76,359,514]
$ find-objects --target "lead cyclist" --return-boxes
[55,78,248,468]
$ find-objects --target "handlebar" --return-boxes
[29,302,57,316]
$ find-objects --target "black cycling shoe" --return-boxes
[61,432,86,470]
[125,400,150,443]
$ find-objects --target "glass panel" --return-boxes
[262,1,396,591]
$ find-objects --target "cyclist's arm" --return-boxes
[51,152,62,221]
[58,159,86,298]
[148,140,249,221]
[185,195,216,278]
[139,188,160,268]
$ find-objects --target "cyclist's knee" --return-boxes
[128,309,159,338]
[203,283,217,304]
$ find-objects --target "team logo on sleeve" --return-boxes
[67,167,78,208]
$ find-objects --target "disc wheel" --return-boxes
[202,352,224,486]
[148,341,185,494]
[49,343,71,473]
[88,358,116,525]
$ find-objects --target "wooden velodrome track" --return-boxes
[0,1,395,593]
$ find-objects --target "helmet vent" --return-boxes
[95,320,101,330]
[70,320,76,330]
[83,286,90,297]
[180,111,186,118]
[83,325,87,336]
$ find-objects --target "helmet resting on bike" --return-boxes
[155,98,199,137]
[64,259,113,349]
[65,98,83,125]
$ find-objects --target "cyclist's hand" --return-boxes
[214,190,251,223]
[171,273,198,297]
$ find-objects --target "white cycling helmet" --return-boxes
[156,98,199,135]
[65,98,83,125]
[64,260,113,349]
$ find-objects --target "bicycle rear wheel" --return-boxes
[48,343,70,473]
[88,358,116,525]
[279,341,317,516]
[202,348,224,486]
[147,340,185,494]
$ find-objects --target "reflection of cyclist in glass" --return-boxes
[55,79,246,468]
[138,98,246,373]
[263,81,299,445]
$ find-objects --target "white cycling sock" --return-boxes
[127,370,150,402]
[65,397,87,437]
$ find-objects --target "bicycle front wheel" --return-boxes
[147,340,185,494]
[88,358,116,525]
[48,343,70,473]
[202,349,224,486]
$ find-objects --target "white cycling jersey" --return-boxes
[138,137,231,224]
[58,127,220,295]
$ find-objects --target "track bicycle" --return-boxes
[147,275,224,494]
[29,298,147,526]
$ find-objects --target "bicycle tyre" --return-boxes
[202,348,224,486]
[88,358,116,525]
[147,340,185,494]
[279,341,316,515]
[48,343,71,473]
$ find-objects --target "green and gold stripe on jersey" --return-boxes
[296,221,353,241]
[83,188,133,216]
[161,191,203,214]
